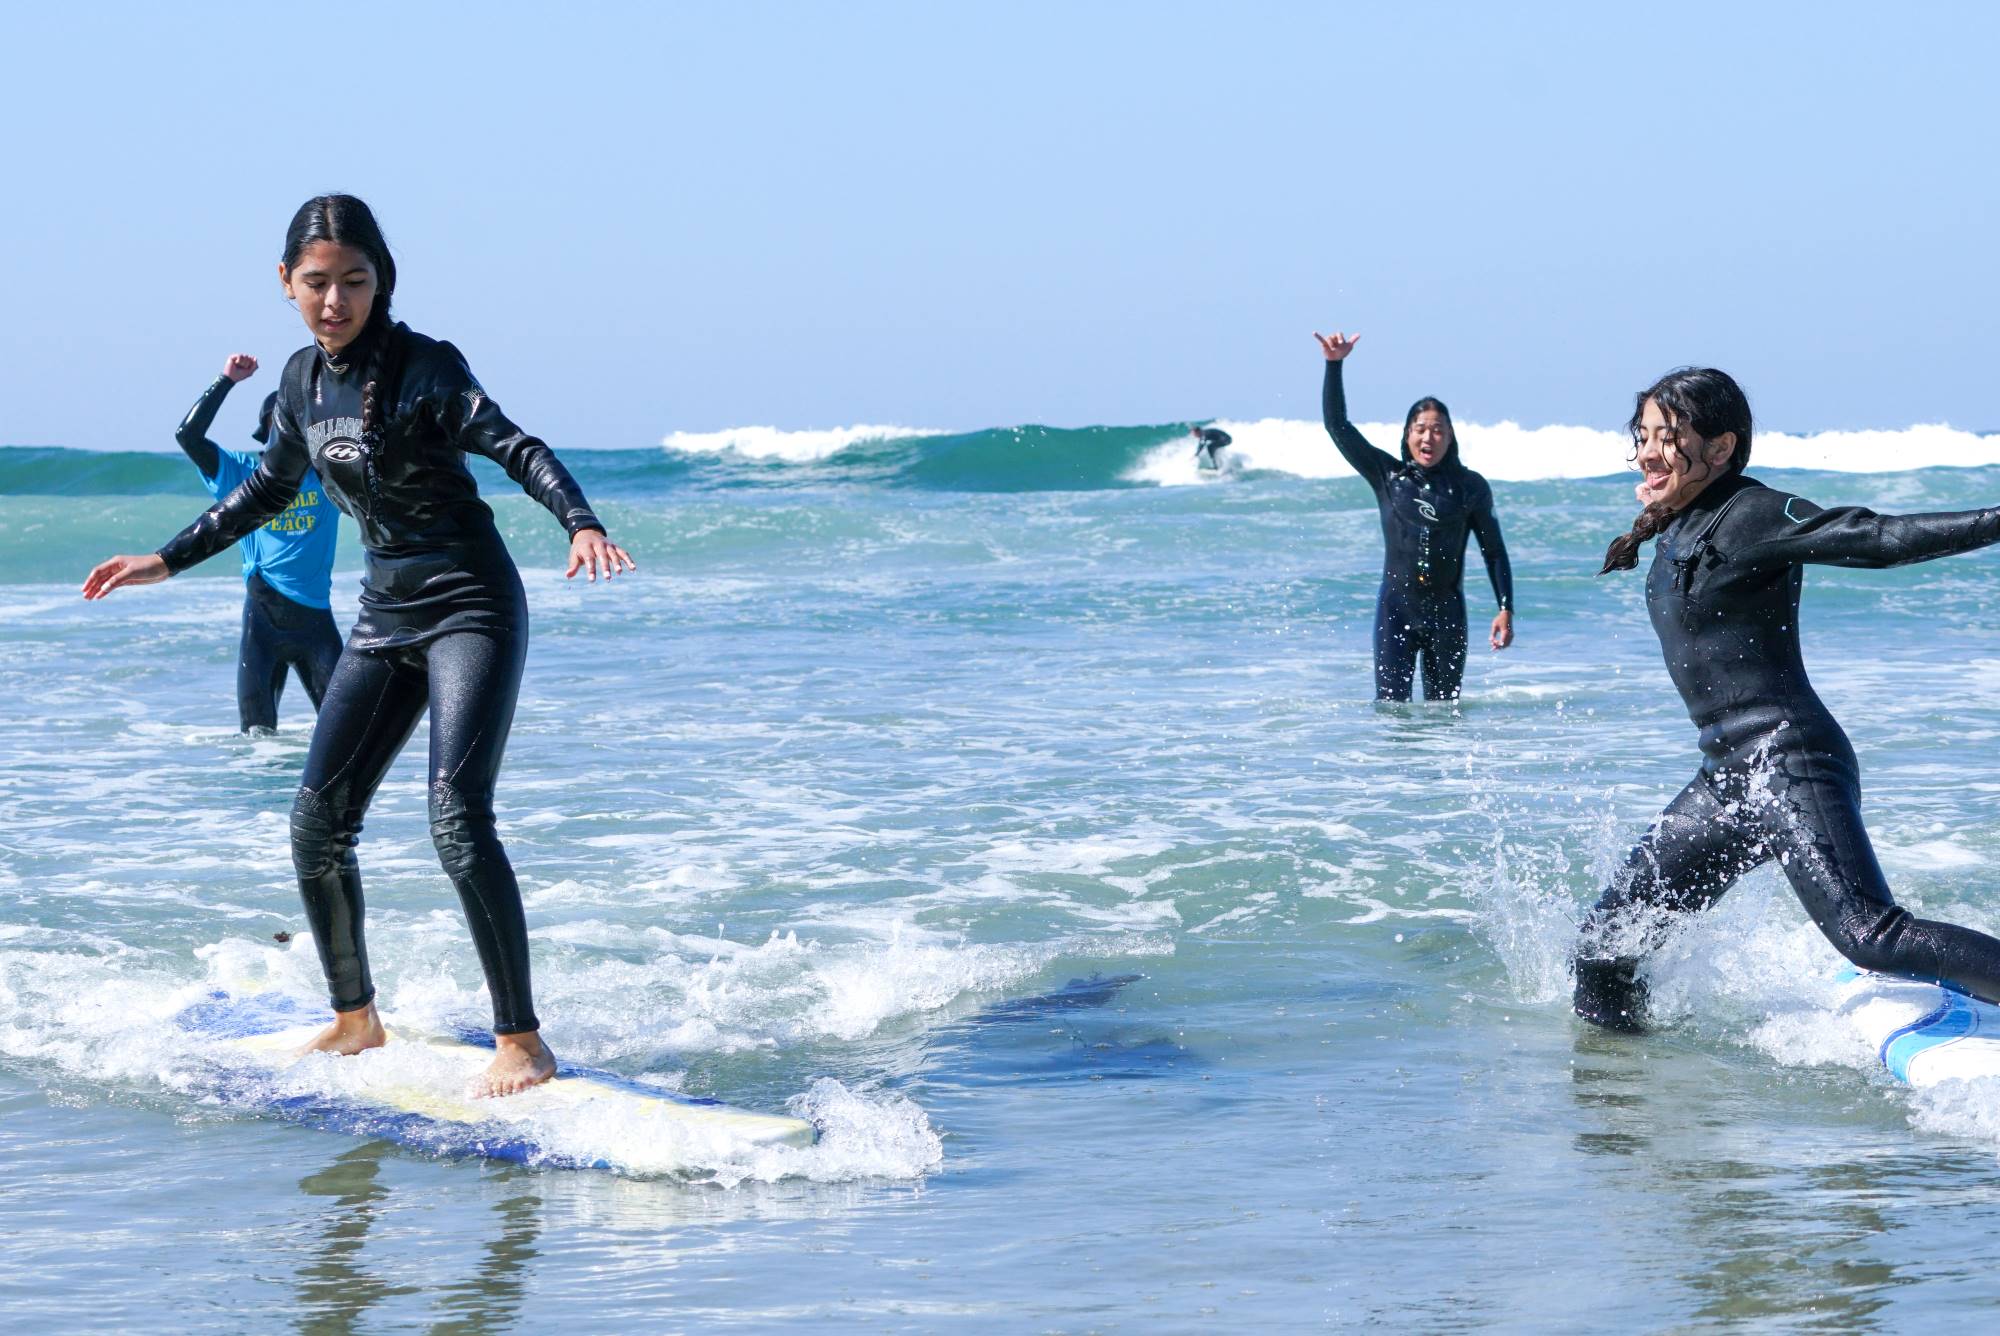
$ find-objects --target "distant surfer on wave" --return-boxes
[174,353,342,731]
[1575,367,2000,1030]
[1314,328,1514,701]
[1190,424,1231,472]
[83,195,634,1096]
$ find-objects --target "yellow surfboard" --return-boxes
[182,993,815,1171]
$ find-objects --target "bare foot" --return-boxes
[297,1003,387,1057]
[473,1031,557,1099]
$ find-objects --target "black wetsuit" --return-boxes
[1195,427,1231,471]
[176,377,344,730]
[1575,473,2000,1030]
[158,321,603,1035]
[1321,362,1512,701]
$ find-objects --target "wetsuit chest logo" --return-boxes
[323,442,362,463]
[1415,498,1440,523]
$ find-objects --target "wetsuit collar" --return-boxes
[1674,471,1756,523]
[319,317,387,378]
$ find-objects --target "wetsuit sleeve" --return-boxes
[1469,480,1514,611]
[1734,491,2000,569]
[429,346,604,538]
[155,401,309,574]
[174,376,231,479]
[1322,361,1396,492]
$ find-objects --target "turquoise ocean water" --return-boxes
[8,422,2000,1330]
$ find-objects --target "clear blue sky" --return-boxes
[3,2,1995,450]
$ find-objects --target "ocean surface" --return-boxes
[7,417,2000,1331]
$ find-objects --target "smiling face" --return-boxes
[1634,396,1738,510]
[280,241,379,353]
[1406,409,1452,469]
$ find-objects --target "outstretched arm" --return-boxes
[1314,331,1396,491]
[1736,492,2000,569]
[85,399,308,599]
[174,355,257,478]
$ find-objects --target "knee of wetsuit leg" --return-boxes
[1573,955,1649,1033]
[428,781,499,880]
[290,789,360,879]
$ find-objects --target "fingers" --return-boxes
[1314,331,1359,359]
[566,535,635,585]
[82,557,126,600]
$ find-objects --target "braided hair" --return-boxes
[1599,367,1753,574]
[281,195,401,446]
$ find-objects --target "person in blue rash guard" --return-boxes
[1314,329,1514,701]
[176,352,343,731]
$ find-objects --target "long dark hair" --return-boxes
[282,195,400,444]
[1401,396,1459,467]
[1598,367,1754,574]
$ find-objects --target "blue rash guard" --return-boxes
[178,375,340,609]
[176,374,345,730]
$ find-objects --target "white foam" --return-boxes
[660,424,939,463]
[0,922,1019,1182]
[1130,417,2000,486]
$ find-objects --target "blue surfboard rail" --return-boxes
[1878,995,1966,1081]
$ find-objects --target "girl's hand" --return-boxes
[82,554,170,600]
[1314,330,1361,362]
[223,353,259,382]
[566,529,636,583]
[1490,609,1514,650]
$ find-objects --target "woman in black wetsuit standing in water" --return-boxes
[1314,330,1515,701]
[1574,367,2000,1030]
[83,196,633,1095]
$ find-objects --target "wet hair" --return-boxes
[1401,397,1458,467]
[251,391,279,446]
[1599,366,1753,574]
[282,195,400,445]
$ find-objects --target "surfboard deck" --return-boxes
[1838,972,2000,1087]
[176,990,815,1170]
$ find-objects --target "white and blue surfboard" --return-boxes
[176,990,815,1171]
[1837,972,2000,1087]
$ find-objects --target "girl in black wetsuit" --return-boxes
[1575,366,2000,1031]
[1314,330,1514,701]
[83,196,633,1095]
